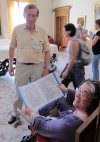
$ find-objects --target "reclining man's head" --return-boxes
[73,80,100,116]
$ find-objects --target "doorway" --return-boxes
[54,6,71,46]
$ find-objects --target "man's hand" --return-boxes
[42,67,49,76]
[23,107,33,117]
[78,24,82,29]
[23,107,38,117]
[9,66,14,76]
[61,71,67,79]
[59,84,68,93]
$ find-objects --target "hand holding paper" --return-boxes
[23,107,38,118]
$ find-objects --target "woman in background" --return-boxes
[92,19,100,80]
[61,23,85,88]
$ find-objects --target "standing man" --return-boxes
[75,17,89,41]
[8,4,50,124]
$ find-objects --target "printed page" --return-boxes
[18,82,46,109]
[18,73,63,111]
[36,73,63,103]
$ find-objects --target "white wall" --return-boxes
[0,0,53,39]
[37,0,53,36]
[53,0,100,31]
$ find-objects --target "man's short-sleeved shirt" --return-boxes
[75,28,88,39]
[10,24,50,64]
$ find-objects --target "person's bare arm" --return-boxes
[9,48,15,76]
[9,27,17,76]
[59,84,68,92]
[23,107,38,118]
[43,51,50,76]
[92,35,99,46]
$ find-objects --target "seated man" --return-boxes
[23,80,100,142]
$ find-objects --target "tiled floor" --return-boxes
[0,50,94,142]
[0,74,30,142]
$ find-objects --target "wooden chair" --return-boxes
[75,107,99,142]
[31,107,99,142]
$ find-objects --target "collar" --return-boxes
[24,24,38,32]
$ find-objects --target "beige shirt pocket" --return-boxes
[32,41,44,53]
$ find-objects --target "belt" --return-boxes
[22,63,35,65]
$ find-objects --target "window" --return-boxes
[12,1,29,28]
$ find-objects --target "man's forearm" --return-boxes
[44,51,50,68]
[9,48,15,67]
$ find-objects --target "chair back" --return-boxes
[75,107,99,142]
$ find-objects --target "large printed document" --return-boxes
[18,72,64,111]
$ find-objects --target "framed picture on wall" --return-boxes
[93,2,100,20]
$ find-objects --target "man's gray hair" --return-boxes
[85,81,97,99]
[77,17,84,23]
[23,4,39,16]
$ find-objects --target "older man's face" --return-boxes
[73,83,93,110]
[78,19,84,28]
[24,8,38,27]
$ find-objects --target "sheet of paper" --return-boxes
[36,73,63,101]
[18,73,63,111]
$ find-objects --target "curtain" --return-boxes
[7,0,37,39]
[15,0,37,2]
[7,0,14,39]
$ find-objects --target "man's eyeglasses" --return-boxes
[27,14,37,18]
[75,87,90,99]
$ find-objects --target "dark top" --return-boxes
[92,31,100,55]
